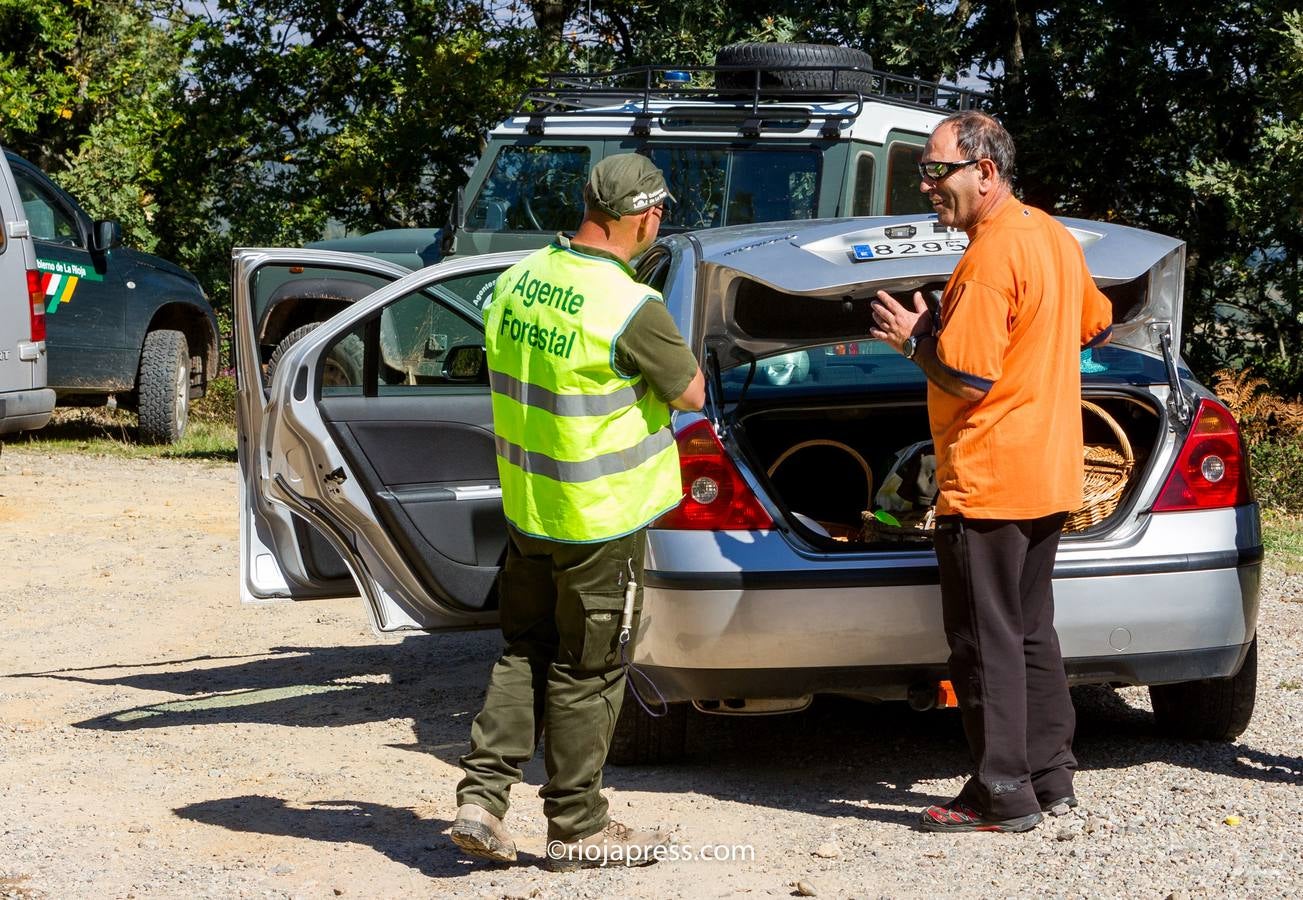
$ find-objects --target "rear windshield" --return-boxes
[646,147,820,230]
[722,343,1177,400]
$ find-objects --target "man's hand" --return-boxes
[870,290,931,354]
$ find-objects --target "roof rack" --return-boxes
[514,62,988,136]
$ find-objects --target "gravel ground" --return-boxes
[0,446,1300,899]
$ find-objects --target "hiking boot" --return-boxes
[918,799,1043,834]
[449,803,517,863]
[546,820,670,872]
[1041,795,1079,817]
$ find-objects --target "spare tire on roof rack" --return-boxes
[713,42,876,96]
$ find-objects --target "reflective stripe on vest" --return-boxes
[484,242,682,542]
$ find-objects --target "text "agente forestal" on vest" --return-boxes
[497,269,585,359]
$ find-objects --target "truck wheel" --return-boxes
[137,329,190,444]
[1149,637,1257,741]
[714,43,876,96]
[268,322,364,387]
[608,682,689,765]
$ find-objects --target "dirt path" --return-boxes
[1,447,1300,899]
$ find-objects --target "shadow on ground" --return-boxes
[12,633,1300,864]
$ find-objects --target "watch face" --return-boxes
[904,336,917,358]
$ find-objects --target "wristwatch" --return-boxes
[902,335,920,359]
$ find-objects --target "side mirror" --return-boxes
[442,343,488,383]
[92,219,122,252]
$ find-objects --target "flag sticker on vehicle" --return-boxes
[36,258,103,313]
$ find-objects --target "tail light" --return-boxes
[1152,398,1252,512]
[27,270,46,342]
[654,419,773,530]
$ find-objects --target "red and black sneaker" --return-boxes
[918,799,1043,833]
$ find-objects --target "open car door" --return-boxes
[235,248,521,632]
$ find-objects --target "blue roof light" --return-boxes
[662,70,691,84]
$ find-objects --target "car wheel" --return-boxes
[608,682,689,765]
[1149,636,1257,741]
[714,42,877,96]
[268,322,364,388]
[137,329,190,444]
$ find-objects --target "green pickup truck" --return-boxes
[6,151,219,442]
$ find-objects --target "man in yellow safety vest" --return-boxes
[451,154,704,870]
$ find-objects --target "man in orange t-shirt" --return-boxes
[871,111,1112,833]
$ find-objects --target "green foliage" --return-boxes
[1250,439,1303,514]
[191,375,237,426]
[1262,508,1303,574]
[0,0,190,254]
[5,407,235,461]
[1184,11,1303,391]
[957,1,1300,390]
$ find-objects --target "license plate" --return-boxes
[852,236,968,260]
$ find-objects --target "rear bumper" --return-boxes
[631,641,1256,704]
[635,517,1262,703]
[0,387,55,435]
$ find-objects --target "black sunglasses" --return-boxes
[917,159,979,181]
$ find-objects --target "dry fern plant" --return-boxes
[1213,368,1303,446]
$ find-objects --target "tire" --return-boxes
[137,329,190,444]
[714,42,876,96]
[608,681,689,765]
[1149,637,1258,741]
[268,322,364,388]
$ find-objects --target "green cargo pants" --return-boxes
[456,523,644,843]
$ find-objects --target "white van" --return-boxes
[0,145,55,435]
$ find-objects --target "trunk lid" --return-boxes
[690,215,1186,370]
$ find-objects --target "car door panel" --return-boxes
[319,394,505,611]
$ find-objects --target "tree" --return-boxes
[0,0,191,253]
[1185,11,1303,390]
[957,1,1300,387]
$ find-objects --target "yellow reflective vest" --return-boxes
[483,240,682,542]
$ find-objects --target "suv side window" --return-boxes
[467,146,590,234]
[886,143,930,215]
[12,169,80,246]
[851,153,876,216]
[647,147,819,229]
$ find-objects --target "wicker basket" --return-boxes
[1065,399,1135,533]
[767,439,872,541]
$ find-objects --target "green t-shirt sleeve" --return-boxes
[613,298,698,402]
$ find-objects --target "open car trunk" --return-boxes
[730,391,1163,548]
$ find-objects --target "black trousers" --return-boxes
[933,513,1077,819]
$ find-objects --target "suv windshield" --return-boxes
[467,145,591,233]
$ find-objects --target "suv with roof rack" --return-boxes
[254,43,984,384]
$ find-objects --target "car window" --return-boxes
[436,268,502,311]
[722,340,927,399]
[851,152,875,216]
[722,342,1178,401]
[646,147,819,229]
[467,145,590,233]
[321,288,485,397]
[13,168,80,246]
[885,143,930,215]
